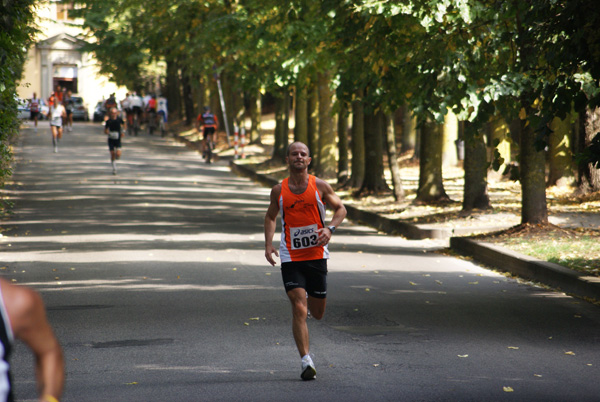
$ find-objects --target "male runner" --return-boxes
[264,141,346,381]
[29,93,41,132]
[104,107,126,175]
[0,278,64,402]
[47,100,66,153]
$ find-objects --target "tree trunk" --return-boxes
[307,80,319,171]
[489,116,511,173]
[547,115,574,187]
[463,122,491,210]
[349,93,365,189]
[294,83,308,144]
[192,76,206,118]
[317,72,336,179]
[402,106,417,153]
[442,110,459,167]
[415,119,449,203]
[248,89,262,144]
[515,10,548,224]
[272,89,289,161]
[180,65,195,126]
[385,113,404,200]
[358,108,389,194]
[519,105,548,224]
[337,101,349,185]
[577,107,600,193]
[166,61,182,122]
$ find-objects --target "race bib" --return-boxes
[290,224,319,250]
[109,131,120,139]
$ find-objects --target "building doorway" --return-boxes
[53,65,78,93]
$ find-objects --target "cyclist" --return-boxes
[103,93,117,121]
[121,93,132,126]
[157,95,168,136]
[196,106,218,163]
[129,92,143,135]
[146,95,158,134]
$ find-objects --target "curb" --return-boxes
[450,237,600,300]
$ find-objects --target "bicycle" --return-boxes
[133,114,140,136]
[204,133,214,164]
[147,110,157,135]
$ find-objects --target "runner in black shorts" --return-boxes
[104,107,125,175]
[265,142,346,381]
[281,259,328,298]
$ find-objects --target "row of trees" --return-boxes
[0,1,37,190]
[72,1,600,225]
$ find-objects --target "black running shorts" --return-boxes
[203,126,216,139]
[108,138,122,151]
[281,259,328,298]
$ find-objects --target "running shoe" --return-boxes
[301,357,316,381]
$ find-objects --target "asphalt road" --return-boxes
[2,121,600,401]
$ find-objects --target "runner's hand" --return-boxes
[317,228,332,246]
[265,245,279,266]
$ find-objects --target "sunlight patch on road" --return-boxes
[20,279,278,292]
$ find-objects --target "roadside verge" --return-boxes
[228,160,600,303]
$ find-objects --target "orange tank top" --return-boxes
[279,175,329,263]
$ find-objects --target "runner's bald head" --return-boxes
[287,142,310,157]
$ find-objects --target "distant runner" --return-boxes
[104,107,126,175]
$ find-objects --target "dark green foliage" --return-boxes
[0,0,37,188]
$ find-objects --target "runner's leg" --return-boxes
[287,288,310,358]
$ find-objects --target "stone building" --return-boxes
[17,1,124,116]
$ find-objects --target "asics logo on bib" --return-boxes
[293,228,315,237]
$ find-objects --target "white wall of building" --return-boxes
[18,1,126,117]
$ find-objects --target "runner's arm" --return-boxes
[3,283,64,401]
[316,178,347,245]
[264,185,281,266]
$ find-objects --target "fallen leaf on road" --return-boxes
[468,281,479,285]
[249,317,260,321]
[373,364,380,367]
[244,322,249,326]
[409,281,417,286]
[503,387,514,392]
[265,272,271,275]
[365,288,370,292]
[565,351,575,355]
[232,268,237,271]
[457,355,468,358]
[534,374,542,377]
[508,346,519,350]
[125,382,138,385]
[435,280,443,285]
